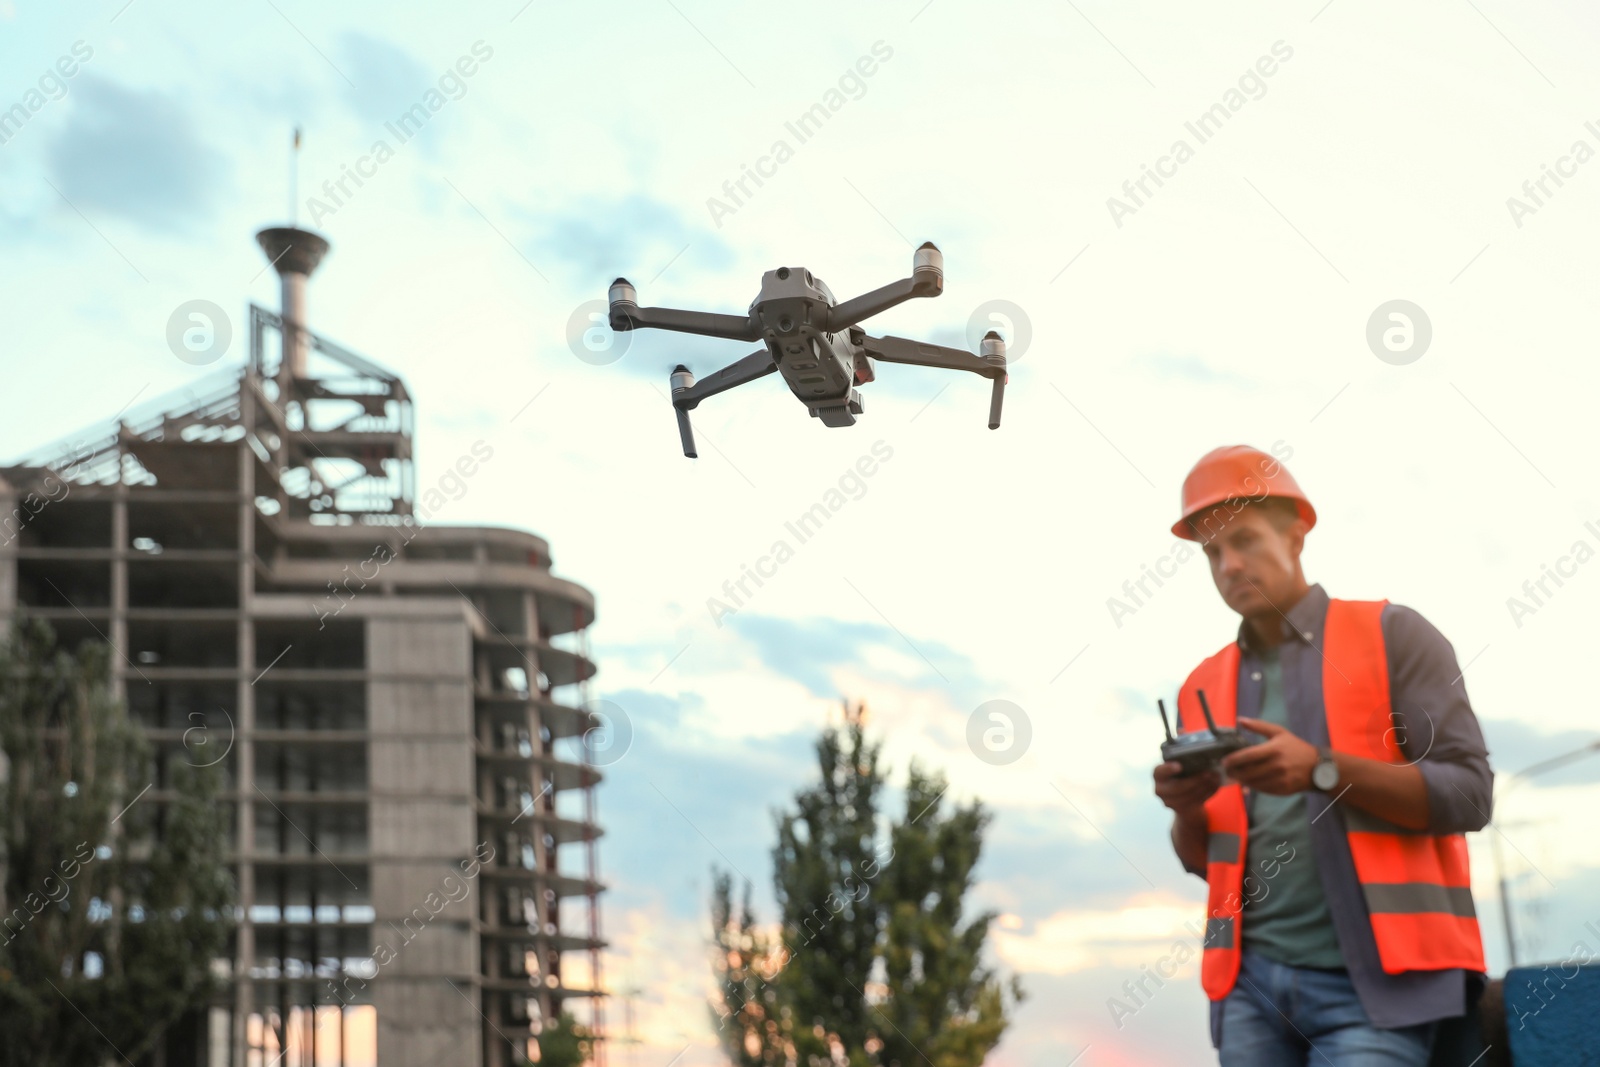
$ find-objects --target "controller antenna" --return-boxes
[1197,689,1221,734]
[1157,699,1176,743]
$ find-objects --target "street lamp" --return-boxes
[1491,738,1600,967]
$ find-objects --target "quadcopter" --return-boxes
[606,242,1010,458]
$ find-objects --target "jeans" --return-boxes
[1219,951,1437,1066]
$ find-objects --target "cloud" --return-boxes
[726,613,990,703]
[1480,718,1600,788]
[602,900,732,1062]
[997,965,1208,1064]
[992,891,1201,975]
[595,683,818,921]
[521,193,735,291]
[727,615,886,697]
[338,32,431,126]
[46,76,228,235]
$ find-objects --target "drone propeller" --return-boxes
[825,242,944,330]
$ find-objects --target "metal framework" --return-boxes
[0,305,606,1067]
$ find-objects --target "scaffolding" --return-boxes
[0,290,606,1067]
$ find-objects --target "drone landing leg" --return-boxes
[675,406,697,458]
[860,331,1009,430]
[669,351,777,459]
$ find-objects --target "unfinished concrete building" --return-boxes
[0,227,606,1067]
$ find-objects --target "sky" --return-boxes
[4,0,1600,1063]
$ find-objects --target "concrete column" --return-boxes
[234,442,256,1067]
[110,488,127,702]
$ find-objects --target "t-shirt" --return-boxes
[1238,645,1345,968]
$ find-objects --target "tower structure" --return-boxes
[0,227,606,1067]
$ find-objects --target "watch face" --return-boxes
[1312,760,1339,792]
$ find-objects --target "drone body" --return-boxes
[607,243,1010,457]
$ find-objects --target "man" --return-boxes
[1152,445,1493,1065]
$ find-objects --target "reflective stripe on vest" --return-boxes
[1177,598,1486,1000]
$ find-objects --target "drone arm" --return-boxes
[609,277,761,341]
[673,350,776,410]
[826,277,920,332]
[861,332,1010,430]
[669,350,777,459]
[824,242,945,331]
[861,334,1000,378]
[626,305,761,341]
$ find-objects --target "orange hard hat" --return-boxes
[1172,445,1316,541]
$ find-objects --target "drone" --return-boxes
[606,242,1009,458]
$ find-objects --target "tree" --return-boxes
[709,869,790,1067]
[874,765,1018,1067]
[710,703,1023,1067]
[0,615,234,1067]
[526,1008,595,1067]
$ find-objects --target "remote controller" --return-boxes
[1157,690,1263,777]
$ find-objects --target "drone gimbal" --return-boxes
[606,242,1009,458]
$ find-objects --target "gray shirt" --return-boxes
[1188,583,1494,1044]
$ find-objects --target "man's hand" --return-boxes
[1222,717,1319,795]
[1156,762,1219,876]
[1153,761,1221,814]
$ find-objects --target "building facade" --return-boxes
[0,228,606,1067]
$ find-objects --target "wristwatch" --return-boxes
[1311,747,1340,793]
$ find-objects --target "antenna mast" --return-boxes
[290,126,301,225]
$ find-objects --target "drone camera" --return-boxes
[608,277,639,331]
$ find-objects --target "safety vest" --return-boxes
[1178,597,1485,999]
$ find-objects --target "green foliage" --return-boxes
[522,1009,593,1067]
[0,615,235,1067]
[709,871,790,1067]
[710,704,1023,1067]
[874,765,1022,1067]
